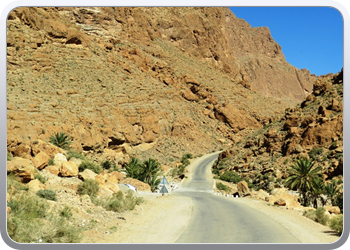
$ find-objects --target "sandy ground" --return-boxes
[82,192,193,243]
[82,153,341,244]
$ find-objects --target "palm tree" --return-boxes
[49,132,72,150]
[324,181,340,206]
[124,157,142,179]
[285,157,322,206]
[309,178,325,208]
[148,173,161,192]
[141,158,161,184]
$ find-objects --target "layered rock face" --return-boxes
[7,7,316,164]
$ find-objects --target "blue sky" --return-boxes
[229,7,344,76]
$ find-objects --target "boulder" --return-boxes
[45,165,60,176]
[274,198,287,206]
[254,189,269,201]
[95,174,107,186]
[237,180,250,197]
[107,171,125,183]
[30,139,63,158]
[323,206,341,215]
[27,179,45,193]
[12,143,32,159]
[180,88,199,102]
[7,157,35,183]
[78,169,97,181]
[32,151,51,170]
[268,188,300,209]
[106,182,121,193]
[60,161,79,177]
[214,103,261,131]
[54,153,68,166]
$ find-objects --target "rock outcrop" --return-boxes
[7,7,317,165]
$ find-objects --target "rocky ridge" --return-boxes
[213,70,343,209]
[7,7,317,166]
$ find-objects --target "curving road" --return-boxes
[173,153,300,243]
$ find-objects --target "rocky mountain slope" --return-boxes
[6,7,343,243]
[7,7,316,166]
[214,70,343,195]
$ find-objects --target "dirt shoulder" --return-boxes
[81,193,193,243]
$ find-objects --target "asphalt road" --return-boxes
[173,153,300,243]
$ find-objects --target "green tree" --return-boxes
[148,173,161,192]
[142,158,161,184]
[123,157,162,192]
[309,178,325,208]
[124,157,142,179]
[285,157,322,206]
[49,132,72,150]
[324,181,340,206]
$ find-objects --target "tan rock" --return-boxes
[269,189,301,209]
[95,174,107,186]
[180,88,199,102]
[27,179,45,193]
[7,157,35,183]
[45,165,60,176]
[256,189,269,201]
[237,180,250,197]
[106,182,121,193]
[54,153,67,166]
[274,198,287,206]
[30,139,63,158]
[107,171,124,184]
[323,206,341,215]
[214,102,261,131]
[32,151,51,170]
[78,169,97,181]
[60,161,79,177]
[12,143,31,159]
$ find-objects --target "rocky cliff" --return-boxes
[214,70,343,192]
[7,7,316,165]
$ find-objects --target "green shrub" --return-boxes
[180,153,192,167]
[67,150,86,161]
[101,160,118,172]
[181,158,191,167]
[95,190,143,213]
[303,209,317,221]
[36,190,57,201]
[49,132,72,150]
[334,192,343,213]
[7,173,28,192]
[8,193,48,219]
[105,198,123,212]
[78,160,102,174]
[315,207,329,225]
[8,193,81,243]
[59,206,73,219]
[219,171,241,183]
[77,179,100,197]
[329,215,343,234]
[8,195,81,243]
[34,172,48,184]
[308,147,324,161]
[48,158,54,166]
[7,151,13,161]
[216,182,230,192]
